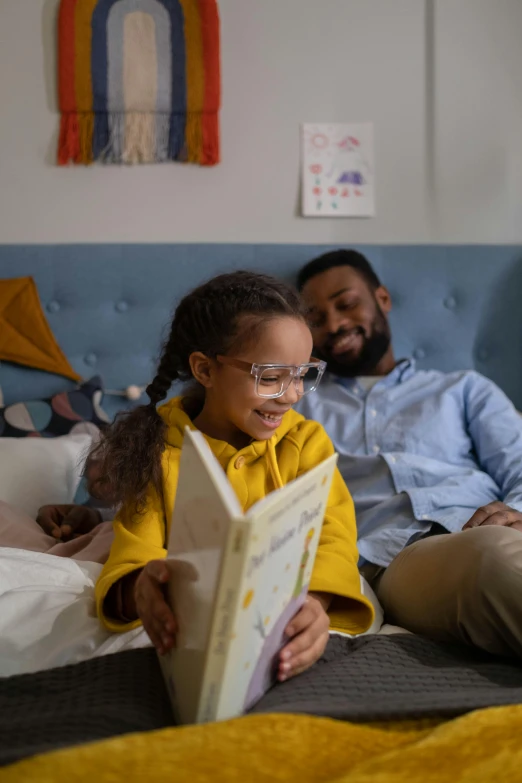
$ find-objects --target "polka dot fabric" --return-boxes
[0,377,109,439]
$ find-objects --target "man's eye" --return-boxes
[339,300,359,311]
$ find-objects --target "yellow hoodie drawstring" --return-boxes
[267,438,284,491]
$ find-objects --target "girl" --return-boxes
[95,271,373,682]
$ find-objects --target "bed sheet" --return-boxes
[0,545,395,677]
[0,548,149,676]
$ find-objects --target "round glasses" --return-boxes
[216,356,327,399]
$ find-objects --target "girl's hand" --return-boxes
[133,559,198,655]
[134,560,178,655]
[278,592,330,681]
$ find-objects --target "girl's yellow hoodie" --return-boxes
[96,398,374,635]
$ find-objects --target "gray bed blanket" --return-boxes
[1,633,522,767]
[250,633,522,719]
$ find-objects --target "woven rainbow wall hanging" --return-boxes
[57,0,220,166]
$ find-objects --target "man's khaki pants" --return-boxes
[362,526,522,658]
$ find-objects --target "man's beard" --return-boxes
[317,308,391,378]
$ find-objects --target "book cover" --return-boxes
[159,427,337,724]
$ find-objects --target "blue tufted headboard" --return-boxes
[0,244,521,415]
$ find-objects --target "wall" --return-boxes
[0,0,520,244]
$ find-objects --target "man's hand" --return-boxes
[36,505,103,542]
[463,502,522,532]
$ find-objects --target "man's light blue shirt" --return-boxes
[297,360,522,567]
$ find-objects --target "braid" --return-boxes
[92,270,306,511]
[146,328,181,406]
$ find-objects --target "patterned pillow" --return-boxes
[0,377,111,510]
[0,376,109,439]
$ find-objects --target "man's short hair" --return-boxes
[297,249,382,292]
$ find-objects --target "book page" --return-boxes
[217,454,338,719]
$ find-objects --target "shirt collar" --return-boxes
[332,358,416,390]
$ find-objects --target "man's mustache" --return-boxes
[324,326,365,351]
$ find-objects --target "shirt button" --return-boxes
[373,445,380,454]
[422,514,429,520]
[234,456,246,469]
[389,456,396,464]
[370,409,377,417]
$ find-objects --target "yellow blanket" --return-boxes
[2,706,521,782]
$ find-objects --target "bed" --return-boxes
[1,243,522,781]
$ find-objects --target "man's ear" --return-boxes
[189,352,215,389]
[375,285,392,315]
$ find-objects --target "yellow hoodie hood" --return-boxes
[158,396,305,491]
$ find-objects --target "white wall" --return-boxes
[0,0,521,244]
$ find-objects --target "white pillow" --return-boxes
[0,434,92,518]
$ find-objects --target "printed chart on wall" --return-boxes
[301,123,374,217]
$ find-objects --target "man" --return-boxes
[296,248,522,658]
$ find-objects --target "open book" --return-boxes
[159,427,338,725]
